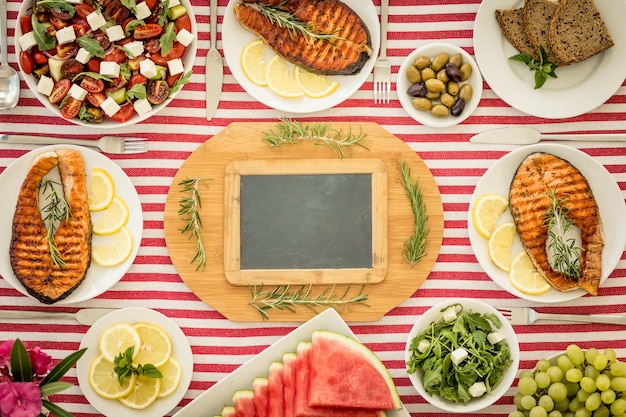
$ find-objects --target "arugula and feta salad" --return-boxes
[406,303,513,404]
[17,0,194,124]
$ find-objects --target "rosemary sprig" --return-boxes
[262,118,368,158]
[178,177,209,271]
[249,284,369,320]
[543,187,582,279]
[40,180,70,268]
[257,2,345,45]
[399,161,429,266]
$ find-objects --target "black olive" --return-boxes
[406,83,427,97]
[445,63,462,83]
[451,98,465,117]
[147,79,170,105]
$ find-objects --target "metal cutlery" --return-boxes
[0,308,115,325]
[205,0,223,120]
[470,126,626,145]
[373,0,390,104]
[499,307,626,326]
[0,134,147,154]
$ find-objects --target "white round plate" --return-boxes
[397,42,483,128]
[468,144,626,303]
[0,145,143,304]
[222,0,379,113]
[473,0,626,119]
[14,1,197,128]
[76,308,193,417]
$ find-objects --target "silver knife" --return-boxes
[205,0,223,120]
[0,308,115,325]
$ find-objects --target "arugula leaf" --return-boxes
[31,14,57,51]
[168,70,192,98]
[36,0,76,16]
[126,83,147,101]
[71,71,113,82]
[124,19,146,37]
[159,22,176,57]
[76,35,106,58]
[509,45,558,89]
[120,0,137,13]
[158,0,170,26]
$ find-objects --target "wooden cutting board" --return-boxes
[163,122,443,322]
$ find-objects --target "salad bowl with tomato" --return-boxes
[16,0,197,127]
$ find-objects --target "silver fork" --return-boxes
[0,134,147,154]
[499,307,626,326]
[373,0,390,104]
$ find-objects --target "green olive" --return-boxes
[447,81,460,96]
[431,53,449,72]
[420,67,435,81]
[425,90,441,100]
[449,53,463,68]
[440,93,455,108]
[412,97,432,112]
[459,63,473,81]
[459,83,473,102]
[406,66,421,84]
[436,69,449,83]
[425,78,445,94]
[414,55,431,70]
[430,103,450,118]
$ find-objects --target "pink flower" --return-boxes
[0,340,13,368]
[0,380,42,417]
[28,347,52,377]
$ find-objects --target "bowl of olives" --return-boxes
[397,42,483,128]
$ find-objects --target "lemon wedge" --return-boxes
[472,194,509,239]
[98,322,142,363]
[294,66,339,98]
[157,357,182,398]
[509,250,551,295]
[92,195,130,236]
[88,354,137,399]
[88,168,115,211]
[241,39,268,86]
[132,322,172,368]
[91,226,134,267]
[118,374,161,410]
[266,55,304,98]
[488,222,516,272]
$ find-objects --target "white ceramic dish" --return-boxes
[468,144,626,303]
[222,0,379,113]
[473,0,626,119]
[397,42,482,128]
[172,308,410,417]
[76,307,193,417]
[0,145,143,304]
[404,299,520,413]
[14,1,197,128]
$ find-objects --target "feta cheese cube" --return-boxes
[167,0,180,8]
[167,58,184,75]
[100,61,121,78]
[75,47,92,64]
[487,331,506,345]
[176,28,194,47]
[37,75,55,96]
[19,31,38,51]
[56,26,76,45]
[133,98,152,116]
[417,339,430,353]
[106,25,125,43]
[100,97,121,116]
[140,59,158,79]
[69,84,88,101]
[86,11,107,31]
[450,347,468,365]
[442,306,457,323]
[469,382,487,398]
[134,1,152,20]
[124,41,144,58]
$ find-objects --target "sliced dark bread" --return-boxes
[522,0,569,66]
[550,0,614,65]
[495,8,538,60]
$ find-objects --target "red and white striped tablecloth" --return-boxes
[1,0,625,416]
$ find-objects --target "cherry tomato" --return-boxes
[60,96,82,119]
[56,43,78,59]
[103,47,126,64]
[147,79,169,104]
[175,14,192,33]
[150,42,185,66]
[90,30,111,51]
[105,75,127,92]
[166,71,182,88]
[80,76,105,93]
[19,51,34,75]
[75,3,95,19]
[72,22,88,38]
[20,15,33,33]
[87,91,107,107]
[144,38,160,54]
[86,58,101,73]
[49,15,67,30]
[50,8,72,20]
[49,79,71,104]
[144,0,157,9]
[31,49,48,65]
[127,55,146,71]
[105,103,135,122]
[104,0,130,25]
[127,73,147,90]
[61,59,83,79]
[133,23,163,39]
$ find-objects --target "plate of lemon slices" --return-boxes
[0,145,142,304]
[76,307,193,416]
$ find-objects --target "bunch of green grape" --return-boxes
[509,344,626,417]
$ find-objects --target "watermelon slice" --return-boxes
[268,362,284,417]
[308,331,402,411]
[253,377,269,417]
[234,390,256,417]
[222,406,236,417]
[283,352,297,417]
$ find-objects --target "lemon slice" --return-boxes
[241,39,268,86]
[88,354,137,399]
[294,66,339,98]
[509,250,551,295]
[99,322,142,363]
[157,357,182,398]
[132,322,172,368]
[92,195,130,236]
[118,374,162,410]
[488,222,516,272]
[472,194,509,239]
[266,55,304,98]
[91,226,134,267]
[88,168,115,211]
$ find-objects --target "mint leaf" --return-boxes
[508,45,558,89]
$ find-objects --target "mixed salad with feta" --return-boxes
[18,0,194,123]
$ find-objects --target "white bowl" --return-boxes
[15,1,197,128]
[404,299,519,413]
[397,42,483,128]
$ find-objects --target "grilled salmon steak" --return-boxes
[509,152,603,295]
[10,149,92,304]
[235,0,372,75]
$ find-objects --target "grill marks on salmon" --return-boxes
[235,0,372,75]
[509,153,603,295]
[10,149,92,304]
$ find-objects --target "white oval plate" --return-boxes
[397,42,483,128]
[76,307,193,417]
[0,145,142,304]
[473,0,626,119]
[222,0,379,113]
[468,144,626,303]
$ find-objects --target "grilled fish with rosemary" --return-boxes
[509,152,603,295]
[10,149,92,304]
[235,0,372,75]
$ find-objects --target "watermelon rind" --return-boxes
[221,405,236,417]
[310,330,402,410]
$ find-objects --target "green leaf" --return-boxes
[124,19,146,37]
[10,339,32,382]
[534,70,548,89]
[159,22,177,57]
[508,53,532,65]
[138,363,163,379]
[41,348,87,385]
[158,0,170,26]
[76,35,106,58]
[31,14,57,51]
[126,83,147,101]
[40,381,74,397]
[120,0,137,13]
[168,70,192,98]
[42,399,76,417]
[36,0,76,16]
